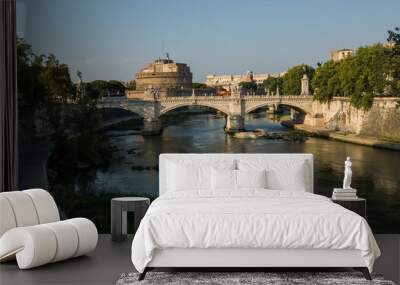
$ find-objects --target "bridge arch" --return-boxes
[97,102,146,118]
[160,102,230,116]
[277,103,310,114]
[98,106,145,118]
[245,102,310,115]
[245,103,276,114]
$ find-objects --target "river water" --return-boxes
[83,110,399,233]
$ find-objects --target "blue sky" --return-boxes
[17,0,400,82]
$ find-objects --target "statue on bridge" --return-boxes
[301,74,310,95]
[144,85,160,100]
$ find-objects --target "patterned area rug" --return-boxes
[116,272,396,285]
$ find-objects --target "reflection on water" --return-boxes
[80,110,400,233]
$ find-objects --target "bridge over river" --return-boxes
[98,84,399,140]
[98,91,314,134]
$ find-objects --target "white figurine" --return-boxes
[343,157,353,189]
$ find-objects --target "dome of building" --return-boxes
[135,57,193,91]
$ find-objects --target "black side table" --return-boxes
[331,197,366,219]
[111,197,150,242]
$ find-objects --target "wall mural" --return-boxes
[17,2,400,234]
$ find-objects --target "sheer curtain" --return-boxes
[0,0,18,192]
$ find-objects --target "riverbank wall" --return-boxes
[293,124,400,151]
[304,97,400,142]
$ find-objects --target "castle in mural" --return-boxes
[135,55,192,91]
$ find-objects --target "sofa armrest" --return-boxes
[0,218,97,269]
[0,225,57,268]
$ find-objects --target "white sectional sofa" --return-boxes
[0,189,98,269]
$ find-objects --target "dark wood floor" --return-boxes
[0,234,399,285]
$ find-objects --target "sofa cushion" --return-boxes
[0,191,39,228]
[0,196,17,237]
[24,189,60,224]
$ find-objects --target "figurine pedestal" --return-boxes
[333,188,357,191]
[332,188,358,200]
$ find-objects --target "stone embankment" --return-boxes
[294,97,400,150]
[305,97,400,142]
[294,124,400,151]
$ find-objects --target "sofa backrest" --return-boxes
[0,189,60,237]
[159,153,314,195]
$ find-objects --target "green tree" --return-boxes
[91,80,109,97]
[126,80,136,91]
[387,27,400,95]
[339,44,391,109]
[89,80,125,97]
[263,76,283,95]
[17,38,74,138]
[282,64,315,95]
[313,29,399,108]
[312,60,343,102]
[192,82,208,89]
[388,27,400,56]
[17,38,46,114]
[50,71,110,168]
[40,54,73,103]
[239,81,257,92]
[108,80,125,96]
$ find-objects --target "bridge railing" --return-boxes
[98,93,314,103]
